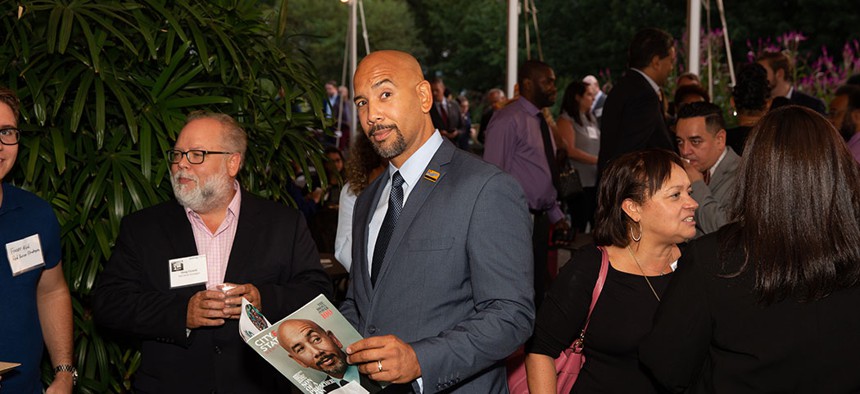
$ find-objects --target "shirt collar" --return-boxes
[631,68,662,97]
[708,148,728,176]
[514,96,541,116]
[387,131,444,195]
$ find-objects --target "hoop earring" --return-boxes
[630,222,642,242]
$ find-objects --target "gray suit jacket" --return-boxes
[691,147,740,237]
[340,139,535,393]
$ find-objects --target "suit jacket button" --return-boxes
[368,326,377,334]
[214,345,222,354]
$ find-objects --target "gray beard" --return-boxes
[170,167,233,213]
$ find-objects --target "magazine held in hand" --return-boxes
[240,294,385,394]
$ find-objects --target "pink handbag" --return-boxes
[506,246,610,393]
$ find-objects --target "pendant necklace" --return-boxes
[626,246,666,302]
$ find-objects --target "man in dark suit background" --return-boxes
[325,80,352,151]
[342,50,534,393]
[757,51,826,115]
[598,27,677,182]
[93,111,332,393]
[429,78,468,149]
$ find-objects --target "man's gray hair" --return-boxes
[185,111,248,164]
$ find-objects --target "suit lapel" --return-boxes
[161,201,205,293]
[224,190,258,283]
[358,172,388,296]
[374,140,455,288]
[711,148,739,187]
[163,201,200,258]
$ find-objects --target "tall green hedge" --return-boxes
[1,1,327,392]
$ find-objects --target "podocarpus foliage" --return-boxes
[0,1,328,392]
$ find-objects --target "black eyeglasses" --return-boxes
[0,128,20,145]
[166,149,233,164]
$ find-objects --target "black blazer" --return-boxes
[790,89,826,115]
[642,224,860,393]
[430,99,464,134]
[93,191,333,393]
[597,70,674,177]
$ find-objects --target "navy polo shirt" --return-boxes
[0,183,62,394]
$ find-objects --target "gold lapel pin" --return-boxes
[423,169,440,183]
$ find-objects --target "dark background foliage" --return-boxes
[2,0,858,392]
[1,0,326,391]
[291,0,860,98]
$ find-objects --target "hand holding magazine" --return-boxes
[240,295,385,394]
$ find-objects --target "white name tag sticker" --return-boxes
[6,234,45,276]
[169,255,208,289]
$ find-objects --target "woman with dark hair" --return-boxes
[333,132,385,271]
[673,84,710,110]
[642,106,860,392]
[525,149,698,393]
[554,81,600,232]
[727,63,770,155]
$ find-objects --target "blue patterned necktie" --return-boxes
[371,171,404,286]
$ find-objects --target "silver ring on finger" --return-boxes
[377,360,383,373]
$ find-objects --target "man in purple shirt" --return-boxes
[484,60,567,307]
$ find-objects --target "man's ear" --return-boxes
[227,153,241,177]
[650,54,662,70]
[621,198,641,223]
[775,68,785,83]
[417,80,433,113]
[715,129,727,146]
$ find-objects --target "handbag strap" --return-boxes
[574,246,610,344]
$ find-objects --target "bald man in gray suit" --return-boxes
[340,50,534,393]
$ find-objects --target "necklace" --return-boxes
[626,246,667,302]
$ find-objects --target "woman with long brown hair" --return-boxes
[643,105,860,392]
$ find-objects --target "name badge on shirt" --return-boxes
[169,255,208,289]
[5,234,45,276]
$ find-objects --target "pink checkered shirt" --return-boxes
[184,180,242,288]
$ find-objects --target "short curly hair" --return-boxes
[732,63,770,114]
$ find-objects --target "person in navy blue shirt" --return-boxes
[0,86,75,393]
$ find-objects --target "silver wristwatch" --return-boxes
[53,364,78,386]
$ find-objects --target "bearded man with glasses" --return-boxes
[94,111,332,393]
